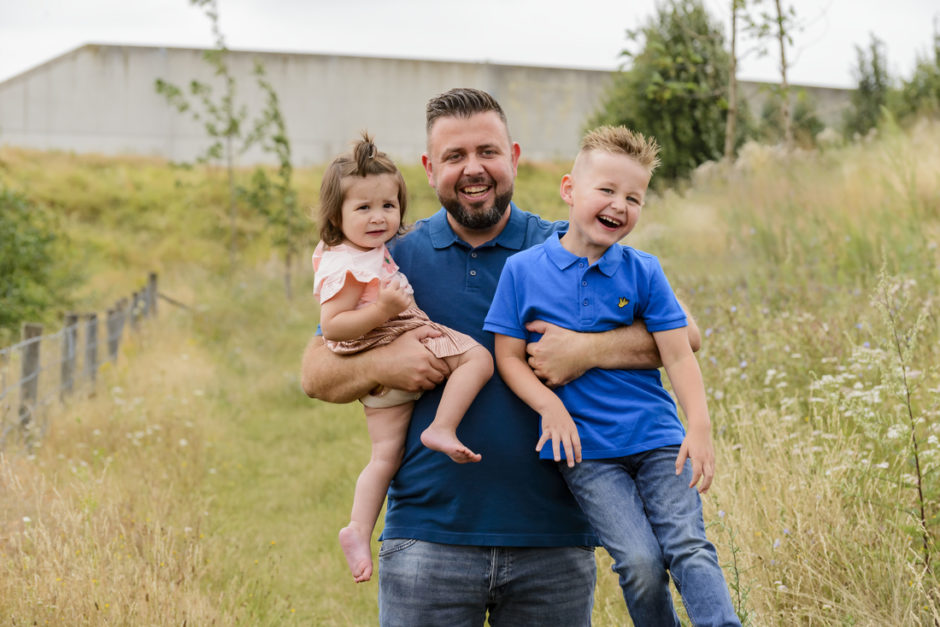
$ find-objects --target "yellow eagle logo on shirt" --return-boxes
[618,297,629,308]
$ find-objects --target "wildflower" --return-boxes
[179,439,188,447]
[718,510,726,518]
[22,517,31,524]
[773,538,781,549]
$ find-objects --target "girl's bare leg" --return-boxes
[339,402,412,583]
[420,345,493,463]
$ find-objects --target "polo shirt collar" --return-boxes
[428,203,527,250]
[544,231,621,276]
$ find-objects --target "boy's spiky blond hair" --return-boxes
[579,125,661,173]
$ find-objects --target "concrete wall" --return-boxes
[0,44,849,166]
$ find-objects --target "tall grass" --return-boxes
[1,119,939,625]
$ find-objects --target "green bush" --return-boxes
[0,187,71,341]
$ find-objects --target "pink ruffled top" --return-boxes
[312,241,414,306]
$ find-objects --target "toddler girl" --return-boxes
[313,134,493,583]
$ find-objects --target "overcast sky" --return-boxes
[1,0,937,88]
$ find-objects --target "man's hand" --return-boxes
[524,320,589,388]
[371,326,451,393]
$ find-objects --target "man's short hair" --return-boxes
[580,125,661,173]
[425,88,509,135]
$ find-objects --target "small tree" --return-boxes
[742,0,800,149]
[155,0,256,268]
[724,0,745,161]
[843,33,892,138]
[240,63,307,300]
[590,0,734,181]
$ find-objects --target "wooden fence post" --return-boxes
[61,313,78,400]
[18,323,43,428]
[148,272,158,317]
[106,307,121,362]
[84,313,98,385]
[130,292,140,331]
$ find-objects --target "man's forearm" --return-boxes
[587,323,663,370]
[588,302,701,371]
[300,336,378,403]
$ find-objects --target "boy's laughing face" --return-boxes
[559,150,651,264]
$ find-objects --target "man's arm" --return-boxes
[300,329,450,403]
[524,302,702,388]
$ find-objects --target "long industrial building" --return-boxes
[0,44,851,165]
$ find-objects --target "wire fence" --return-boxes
[0,273,160,451]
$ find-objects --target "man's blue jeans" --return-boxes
[377,539,595,626]
[560,446,740,627]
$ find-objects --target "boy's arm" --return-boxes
[524,300,701,387]
[653,327,714,494]
[493,334,581,466]
[300,330,450,403]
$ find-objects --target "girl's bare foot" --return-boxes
[420,425,481,463]
[338,524,373,583]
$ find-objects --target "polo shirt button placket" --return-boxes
[467,250,479,289]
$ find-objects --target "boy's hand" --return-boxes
[535,406,582,468]
[675,425,715,493]
[376,279,410,318]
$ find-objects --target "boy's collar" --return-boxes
[544,232,621,276]
[428,203,525,250]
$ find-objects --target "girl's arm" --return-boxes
[494,334,581,466]
[320,277,410,342]
[653,327,714,493]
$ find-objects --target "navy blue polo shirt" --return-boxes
[380,206,596,546]
[484,232,688,460]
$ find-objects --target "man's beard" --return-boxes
[441,188,514,230]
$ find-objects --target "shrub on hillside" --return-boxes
[0,187,72,342]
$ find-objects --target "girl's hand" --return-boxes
[536,406,582,467]
[376,279,410,318]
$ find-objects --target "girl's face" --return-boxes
[339,173,402,251]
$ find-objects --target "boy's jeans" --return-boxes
[377,539,595,626]
[560,445,740,627]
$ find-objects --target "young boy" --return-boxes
[484,126,740,627]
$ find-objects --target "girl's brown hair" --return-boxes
[318,132,408,246]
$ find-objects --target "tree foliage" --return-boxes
[896,26,940,119]
[0,188,71,341]
[844,34,891,137]
[589,0,734,181]
[758,88,824,147]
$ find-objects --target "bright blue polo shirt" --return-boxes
[484,232,688,461]
[380,205,596,546]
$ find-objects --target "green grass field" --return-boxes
[1,119,939,625]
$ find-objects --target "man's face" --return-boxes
[422,111,520,231]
